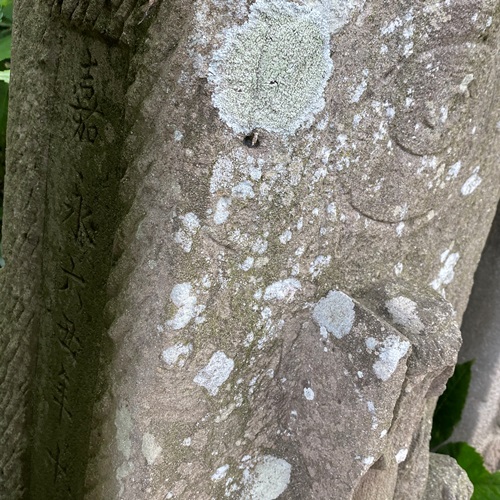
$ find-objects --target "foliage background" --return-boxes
[432,361,500,498]
[0,0,11,267]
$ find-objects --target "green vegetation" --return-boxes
[432,360,500,498]
[0,0,12,267]
[437,442,500,499]
[431,360,473,449]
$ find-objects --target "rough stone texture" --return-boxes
[1,0,500,498]
[424,453,474,500]
[452,204,500,471]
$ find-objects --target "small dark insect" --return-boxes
[244,131,260,148]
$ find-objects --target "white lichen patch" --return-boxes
[239,256,255,272]
[312,290,355,339]
[304,387,315,401]
[162,343,193,367]
[367,401,378,430]
[166,283,205,330]
[208,0,334,135]
[446,161,462,180]
[279,229,292,245]
[210,156,234,194]
[252,236,268,255]
[211,464,230,481]
[431,251,460,295]
[385,296,424,334]
[263,279,301,302]
[350,79,367,103]
[243,455,292,500]
[214,197,232,225]
[395,448,408,464]
[232,181,255,200]
[327,202,337,218]
[142,433,162,466]
[194,351,235,396]
[394,262,403,276]
[174,212,200,253]
[366,335,411,381]
[461,167,482,196]
[309,254,331,278]
[459,74,474,94]
[116,462,135,496]
[115,406,133,460]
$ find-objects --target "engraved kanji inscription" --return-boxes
[47,444,67,485]
[60,256,85,290]
[53,364,72,423]
[56,313,82,364]
[70,48,102,143]
[62,184,96,247]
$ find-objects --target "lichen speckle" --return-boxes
[162,343,193,367]
[208,0,334,135]
[385,296,424,334]
[309,254,331,278]
[279,229,292,245]
[394,262,403,276]
[366,335,411,381]
[304,387,315,400]
[239,256,255,271]
[194,351,235,396]
[175,213,200,253]
[214,197,232,225]
[350,79,367,103]
[166,283,205,330]
[461,167,482,196]
[211,464,230,481]
[312,290,355,339]
[242,455,292,499]
[395,448,409,464]
[232,181,255,200]
[263,278,301,301]
[141,433,162,466]
[446,161,462,180]
[115,406,133,460]
[431,251,460,295]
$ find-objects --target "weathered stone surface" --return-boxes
[2,0,500,498]
[452,205,500,471]
[354,282,461,500]
[424,453,473,500]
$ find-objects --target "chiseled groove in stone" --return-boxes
[46,0,144,44]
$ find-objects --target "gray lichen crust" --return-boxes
[208,0,333,136]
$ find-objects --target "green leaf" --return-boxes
[0,32,11,62]
[0,0,12,22]
[430,360,473,449]
[437,442,500,500]
[0,69,8,83]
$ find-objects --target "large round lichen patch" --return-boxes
[209,0,333,135]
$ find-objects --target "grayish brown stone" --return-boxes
[424,453,473,500]
[1,0,500,498]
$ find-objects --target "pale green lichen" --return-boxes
[209,0,334,135]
